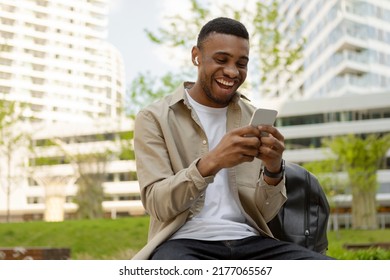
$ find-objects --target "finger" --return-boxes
[240,141,261,157]
[236,125,261,138]
[258,125,284,141]
[257,145,270,157]
[261,135,284,152]
[257,138,284,159]
[259,145,279,156]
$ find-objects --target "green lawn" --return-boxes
[0,216,389,259]
[0,217,149,259]
[327,229,390,259]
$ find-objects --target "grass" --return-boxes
[327,229,390,259]
[0,217,149,259]
[0,216,389,259]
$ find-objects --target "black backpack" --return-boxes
[267,161,330,254]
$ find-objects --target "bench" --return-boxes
[0,247,71,260]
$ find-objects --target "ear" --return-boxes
[191,46,200,66]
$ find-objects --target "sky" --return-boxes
[106,0,256,86]
[107,0,192,84]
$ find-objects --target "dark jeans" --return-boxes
[150,236,334,260]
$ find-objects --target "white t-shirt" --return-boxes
[171,91,258,241]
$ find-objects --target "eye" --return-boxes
[216,58,227,64]
[237,60,248,68]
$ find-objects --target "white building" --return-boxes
[0,0,125,123]
[0,0,131,221]
[271,0,390,180]
[262,0,390,100]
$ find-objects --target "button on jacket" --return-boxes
[132,82,287,260]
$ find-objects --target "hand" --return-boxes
[256,125,285,176]
[197,125,262,177]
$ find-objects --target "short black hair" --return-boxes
[197,17,249,48]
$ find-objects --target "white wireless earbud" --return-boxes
[194,56,199,65]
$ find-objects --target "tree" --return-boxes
[52,135,118,220]
[0,100,32,222]
[313,134,390,229]
[303,158,348,200]
[127,0,304,116]
[72,151,110,219]
[303,157,349,234]
[252,1,305,93]
[327,134,390,229]
[126,71,182,118]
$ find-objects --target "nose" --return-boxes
[223,64,239,78]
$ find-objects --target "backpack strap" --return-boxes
[304,167,311,247]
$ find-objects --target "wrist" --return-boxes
[263,159,285,179]
[197,155,221,177]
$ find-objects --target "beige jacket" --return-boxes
[132,82,287,260]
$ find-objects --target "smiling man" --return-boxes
[133,17,332,260]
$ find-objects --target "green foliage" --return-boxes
[0,100,28,139]
[325,134,390,192]
[126,71,182,117]
[72,152,112,220]
[303,158,347,199]
[119,149,135,161]
[327,229,390,259]
[144,0,209,49]
[34,138,56,147]
[253,0,304,85]
[118,131,134,140]
[30,156,70,166]
[327,246,390,260]
[305,133,390,229]
[117,130,135,160]
[50,137,118,220]
[351,248,390,260]
[0,100,33,222]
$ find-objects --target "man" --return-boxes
[133,17,332,260]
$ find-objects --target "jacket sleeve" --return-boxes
[134,110,214,222]
[256,173,287,222]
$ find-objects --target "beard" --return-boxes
[200,77,237,107]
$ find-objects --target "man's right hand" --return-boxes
[197,125,261,177]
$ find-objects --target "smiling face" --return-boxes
[190,32,249,108]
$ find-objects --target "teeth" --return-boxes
[217,79,234,87]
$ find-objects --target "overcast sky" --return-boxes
[107,0,191,83]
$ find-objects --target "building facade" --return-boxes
[261,0,390,100]
[0,0,125,123]
[0,0,130,221]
